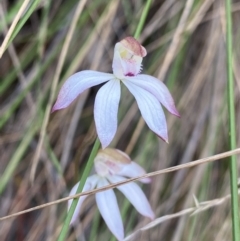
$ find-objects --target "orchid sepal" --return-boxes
[52,70,114,112]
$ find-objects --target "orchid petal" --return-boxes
[125,75,180,117]
[68,175,99,225]
[94,79,121,148]
[117,161,151,183]
[52,70,114,112]
[107,175,154,220]
[122,80,168,142]
[96,178,124,241]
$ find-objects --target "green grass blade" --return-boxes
[3,0,41,54]
[57,138,100,241]
[225,0,240,240]
[134,0,152,39]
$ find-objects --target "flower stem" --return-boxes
[134,0,152,39]
[57,138,100,241]
[57,1,152,240]
[225,0,240,240]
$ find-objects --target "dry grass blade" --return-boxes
[157,0,194,80]
[1,148,240,222]
[0,0,32,58]
[0,4,34,109]
[123,191,235,241]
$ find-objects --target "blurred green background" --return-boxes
[0,0,240,240]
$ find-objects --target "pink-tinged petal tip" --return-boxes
[125,74,180,118]
[154,131,169,143]
[123,80,169,143]
[170,107,180,118]
[51,105,58,113]
[156,133,169,144]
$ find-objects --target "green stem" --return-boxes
[225,0,240,240]
[134,0,152,39]
[57,138,100,241]
[57,0,152,240]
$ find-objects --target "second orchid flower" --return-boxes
[68,148,154,241]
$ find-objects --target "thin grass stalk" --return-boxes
[0,0,24,32]
[0,0,41,56]
[225,0,240,240]
[57,1,152,240]
[134,0,152,39]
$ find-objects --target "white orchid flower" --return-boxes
[68,148,154,241]
[52,36,179,148]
